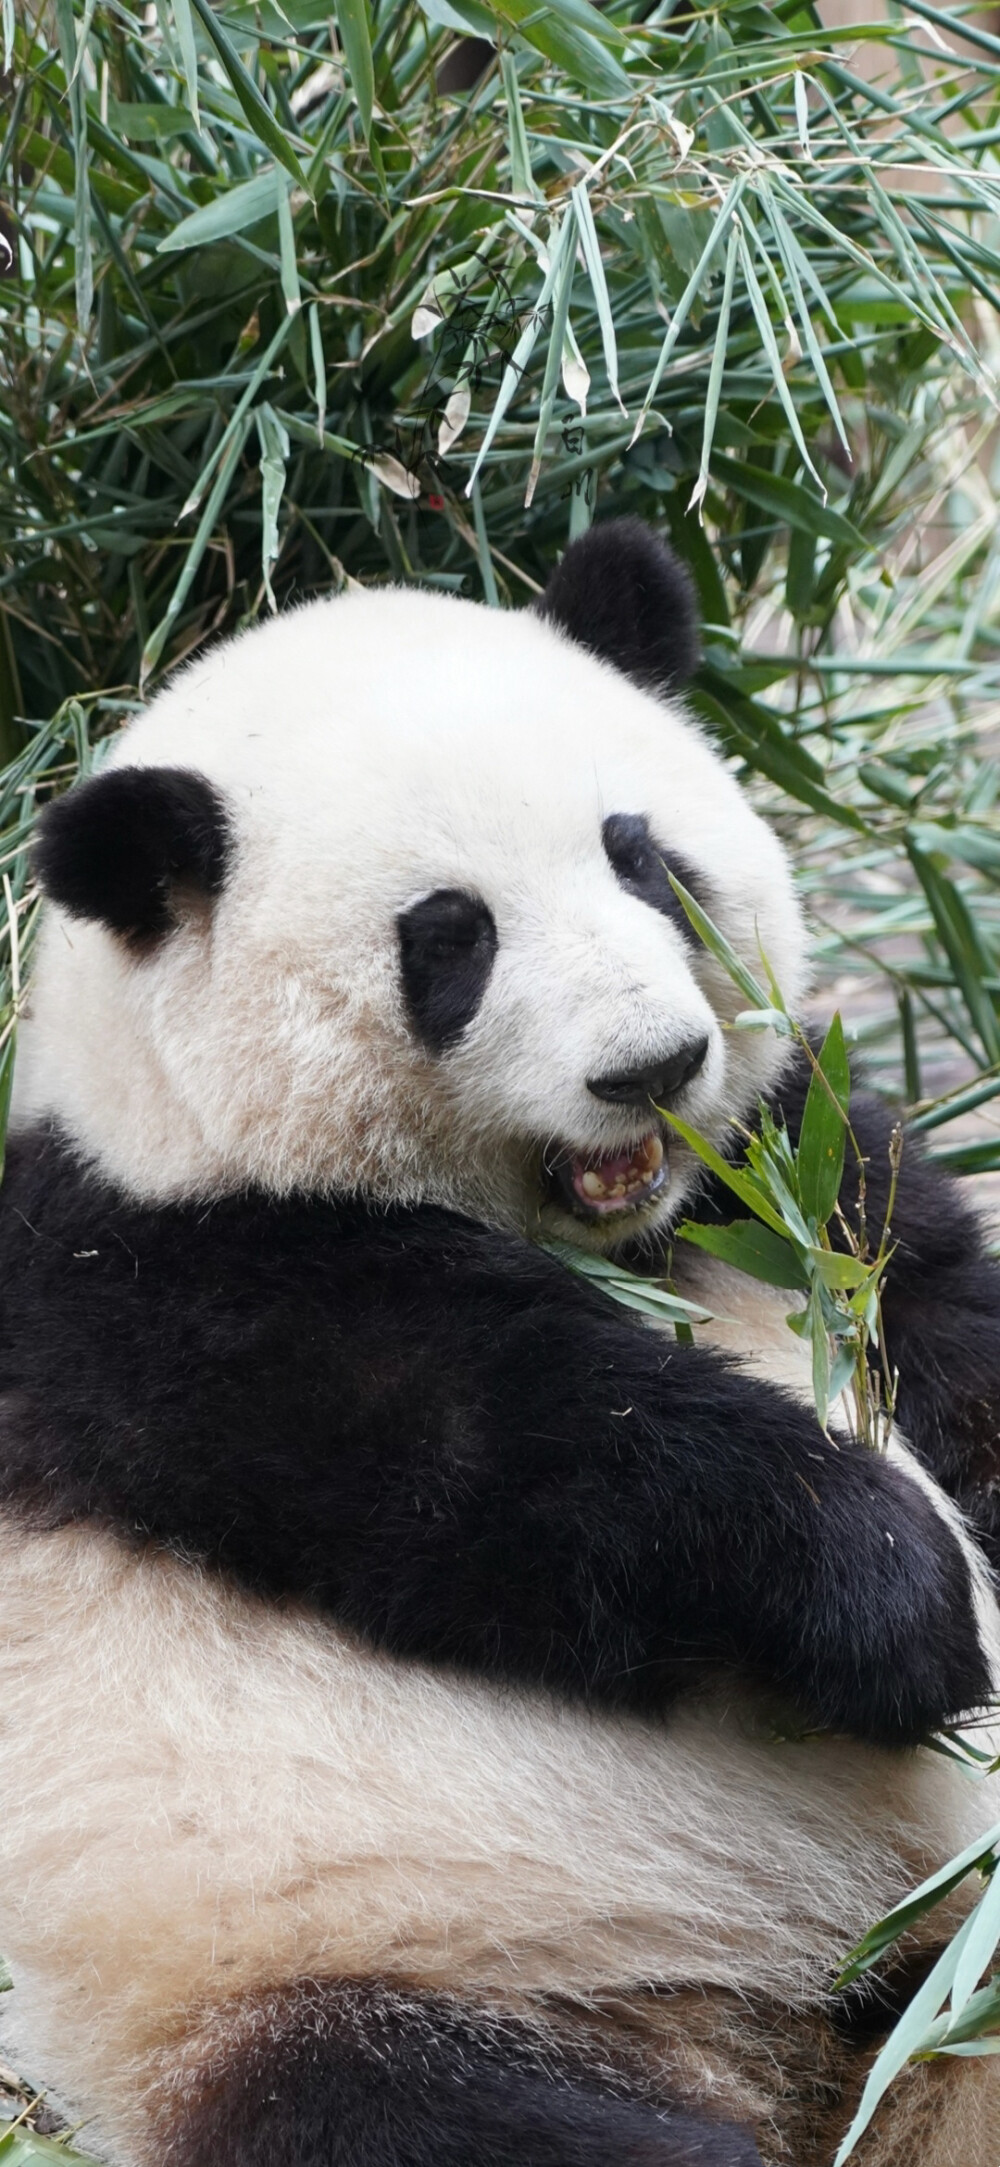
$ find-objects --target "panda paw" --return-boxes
[769,1446,996,1747]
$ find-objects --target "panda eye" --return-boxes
[602,813,705,950]
[397,888,498,1055]
[603,812,653,881]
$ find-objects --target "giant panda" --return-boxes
[0,520,998,2167]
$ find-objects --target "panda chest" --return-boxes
[669,1249,818,1410]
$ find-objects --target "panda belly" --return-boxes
[671,1251,840,1409]
[0,1515,998,2166]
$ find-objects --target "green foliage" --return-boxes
[653,885,896,1442]
[0,2136,103,2167]
[540,1239,714,1327]
[3,0,1000,1182]
[832,1814,1000,2161]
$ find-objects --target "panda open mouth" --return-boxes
[546,1131,668,1219]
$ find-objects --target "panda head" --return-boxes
[16,520,807,1250]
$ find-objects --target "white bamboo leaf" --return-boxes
[438,380,471,455]
[760,185,849,452]
[768,172,943,343]
[171,0,201,129]
[526,213,576,507]
[951,1861,1000,2018]
[835,1910,981,2163]
[370,454,420,500]
[500,51,540,211]
[256,402,290,610]
[737,225,824,496]
[561,318,589,413]
[794,70,811,157]
[689,217,739,518]
[571,181,624,415]
[309,301,326,443]
[277,171,301,315]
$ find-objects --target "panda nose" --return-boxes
[587,1035,709,1109]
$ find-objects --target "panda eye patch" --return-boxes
[397,888,498,1055]
[602,812,705,949]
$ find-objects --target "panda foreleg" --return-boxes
[0,1131,992,1751]
[153,1980,764,2167]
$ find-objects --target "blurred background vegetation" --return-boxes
[2,0,1000,1191]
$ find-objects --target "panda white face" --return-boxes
[14,581,808,1248]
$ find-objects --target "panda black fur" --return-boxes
[0,522,999,2167]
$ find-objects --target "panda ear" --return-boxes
[536,518,700,694]
[34,766,232,943]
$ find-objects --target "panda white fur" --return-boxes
[1,522,999,2167]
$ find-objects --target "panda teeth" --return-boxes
[552,1131,668,1219]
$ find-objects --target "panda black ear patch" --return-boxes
[536,518,700,694]
[34,766,232,943]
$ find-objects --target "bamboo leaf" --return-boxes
[798,1014,850,1228]
[466,248,562,495]
[906,837,1000,1064]
[951,1864,1000,2020]
[737,224,823,495]
[256,402,290,609]
[188,0,307,185]
[54,0,92,325]
[489,0,630,96]
[276,169,301,314]
[660,1110,792,1239]
[666,871,771,1012]
[179,314,292,520]
[678,1218,808,1290]
[835,1911,983,2163]
[500,52,538,207]
[309,300,326,442]
[141,413,252,684]
[808,1284,831,1431]
[170,0,202,131]
[157,168,281,251]
[689,218,739,518]
[838,1826,1000,1987]
[335,0,376,141]
[632,178,745,446]
[542,1241,714,1326]
[709,452,866,550]
[572,181,624,415]
[759,184,849,454]
[808,1249,871,1291]
[526,213,576,507]
[470,478,500,607]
